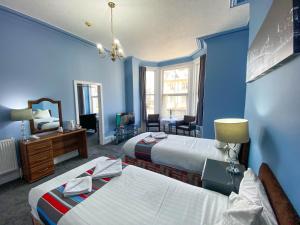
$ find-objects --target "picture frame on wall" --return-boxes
[246,0,300,83]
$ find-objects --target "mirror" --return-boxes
[28,98,62,134]
[74,80,105,145]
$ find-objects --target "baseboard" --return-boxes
[104,135,115,145]
[0,169,21,186]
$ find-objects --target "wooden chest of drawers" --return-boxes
[20,129,88,183]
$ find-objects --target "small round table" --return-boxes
[160,117,180,133]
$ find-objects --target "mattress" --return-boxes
[122,132,227,173]
[29,157,229,225]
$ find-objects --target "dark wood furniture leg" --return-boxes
[78,131,88,158]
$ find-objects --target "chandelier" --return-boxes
[97,1,124,61]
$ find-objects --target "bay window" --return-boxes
[144,61,199,120]
[145,70,155,115]
[161,67,189,119]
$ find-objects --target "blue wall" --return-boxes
[0,7,125,139]
[202,28,249,138]
[124,58,134,114]
[124,57,144,126]
[245,0,300,214]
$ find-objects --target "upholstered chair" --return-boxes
[146,114,160,131]
[175,115,196,136]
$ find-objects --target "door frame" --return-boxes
[73,80,105,145]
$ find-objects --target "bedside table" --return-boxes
[201,159,245,196]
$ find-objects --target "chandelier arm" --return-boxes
[111,4,114,38]
[101,2,123,61]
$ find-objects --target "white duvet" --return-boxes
[122,133,226,173]
[29,157,229,225]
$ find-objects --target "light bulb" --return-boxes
[97,43,103,50]
[118,48,124,56]
[113,38,120,46]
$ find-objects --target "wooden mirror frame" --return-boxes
[28,98,63,134]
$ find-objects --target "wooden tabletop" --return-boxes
[22,128,86,144]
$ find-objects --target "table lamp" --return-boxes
[214,118,249,174]
[11,108,33,141]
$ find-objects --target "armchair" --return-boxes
[176,115,196,136]
[146,114,160,132]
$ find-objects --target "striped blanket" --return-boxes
[37,163,127,225]
[134,138,163,162]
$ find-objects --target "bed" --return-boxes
[122,132,249,185]
[33,117,60,131]
[29,158,299,225]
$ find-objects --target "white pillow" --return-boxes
[217,192,263,225]
[239,168,278,225]
[34,109,51,119]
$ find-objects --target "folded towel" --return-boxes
[63,176,92,197]
[150,132,168,139]
[92,158,122,179]
[143,137,157,144]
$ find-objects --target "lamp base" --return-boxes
[226,165,240,174]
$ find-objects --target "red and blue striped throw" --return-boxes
[134,138,163,162]
[37,163,127,225]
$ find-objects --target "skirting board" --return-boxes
[104,135,115,145]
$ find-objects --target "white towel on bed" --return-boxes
[143,137,157,144]
[150,132,168,139]
[92,158,122,179]
[63,176,92,197]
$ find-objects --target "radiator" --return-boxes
[0,138,18,176]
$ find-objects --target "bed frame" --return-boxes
[125,141,251,186]
[259,163,299,225]
[31,162,299,225]
[125,156,202,186]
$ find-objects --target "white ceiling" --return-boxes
[0,0,249,62]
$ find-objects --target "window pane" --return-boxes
[90,85,98,97]
[231,0,248,7]
[163,68,189,94]
[161,95,187,119]
[91,97,99,114]
[146,94,154,115]
[146,70,155,95]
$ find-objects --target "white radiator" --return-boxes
[0,138,18,176]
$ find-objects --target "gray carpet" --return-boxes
[0,136,124,225]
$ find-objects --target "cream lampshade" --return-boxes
[214,118,249,144]
[11,108,33,141]
[11,108,33,121]
[214,118,249,174]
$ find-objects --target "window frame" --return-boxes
[89,85,99,114]
[160,62,193,119]
[145,67,160,116]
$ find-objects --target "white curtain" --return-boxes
[190,60,200,116]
